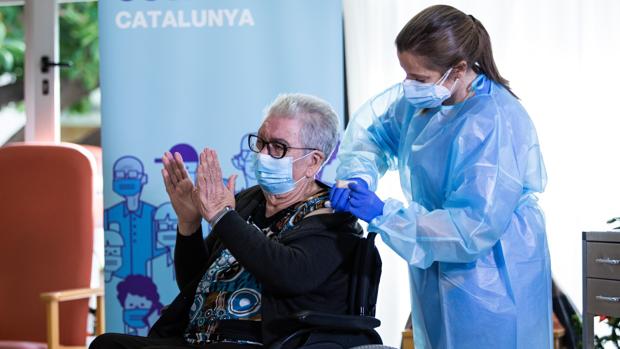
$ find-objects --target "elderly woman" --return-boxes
[90,94,364,349]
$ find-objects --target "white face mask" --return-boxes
[402,68,458,108]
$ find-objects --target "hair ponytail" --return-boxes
[469,16,516,97]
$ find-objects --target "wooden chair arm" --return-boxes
[40,287,105,349]
[401,329,414,349]
[41,287,103,302]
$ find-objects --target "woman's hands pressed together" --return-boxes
[194,148,237,225]
[161,148,237,235]
[161,151,201,236]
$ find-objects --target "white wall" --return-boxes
[343,0,620,346]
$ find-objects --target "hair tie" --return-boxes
[468,14,477,23]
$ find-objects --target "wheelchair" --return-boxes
[270,232,384,349]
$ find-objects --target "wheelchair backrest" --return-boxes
[348,232,382,317]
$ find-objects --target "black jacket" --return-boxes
[149,185,363,345]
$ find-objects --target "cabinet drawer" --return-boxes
[586,242,620,280]
[586,278,620,317]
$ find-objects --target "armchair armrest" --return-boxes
[291,310,381,330]
[40,287,105,349]
[40,287,104,302]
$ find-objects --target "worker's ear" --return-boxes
[452,60,468,81]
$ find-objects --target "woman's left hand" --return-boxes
[193,148,237,223]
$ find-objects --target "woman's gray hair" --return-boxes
[264,93,340,160]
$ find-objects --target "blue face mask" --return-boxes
[113,178,142,196]
[123,308,149,329]
[402,68,458,108]
[105,256,122,272]
[254,152,312,195]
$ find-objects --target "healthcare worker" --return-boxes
[331,5,552,348]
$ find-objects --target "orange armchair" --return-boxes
[0,143,104,349]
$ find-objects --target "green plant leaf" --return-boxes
[0,22,7,45]
[0,49,14,71]
[3,38,25,53]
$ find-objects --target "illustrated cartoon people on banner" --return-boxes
[104,229,125,333]
[104,229,124,283]
[150,202,179,306]
[117,275,163,336]
[231,133,257,191]
[105,155,167,278]
[104,155,167,333]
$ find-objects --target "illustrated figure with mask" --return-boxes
[104,155,167,278]
[105,229,124,283]
[231,133,257,191]
[153,202,178,258]
[331,5,552,349]
[104,229,127,333]
[150,202,180,305]
[117,275,163,336]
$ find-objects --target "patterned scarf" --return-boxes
[255,188,330,239]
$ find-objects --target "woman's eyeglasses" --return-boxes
[248,134,318,159]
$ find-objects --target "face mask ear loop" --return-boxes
[292,150,314,163]
[289,150,314,185]
[450,78,460,94]
[436,67,453,86]
[293,175,308,187]
[314,147,333,178]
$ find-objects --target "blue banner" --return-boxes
[99,0,344,334]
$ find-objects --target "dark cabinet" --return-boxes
[583,231,620,348]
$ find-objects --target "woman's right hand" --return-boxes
[161,151,201,236]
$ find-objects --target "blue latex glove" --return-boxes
[329,178,366,212]
[329,186,349,212]
[348,181,385,223]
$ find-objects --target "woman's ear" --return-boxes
[453,60,468,80]
[305,151,326,178]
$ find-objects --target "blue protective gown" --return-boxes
[336,75,552,348]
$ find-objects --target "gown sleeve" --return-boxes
[336,83,408,191]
